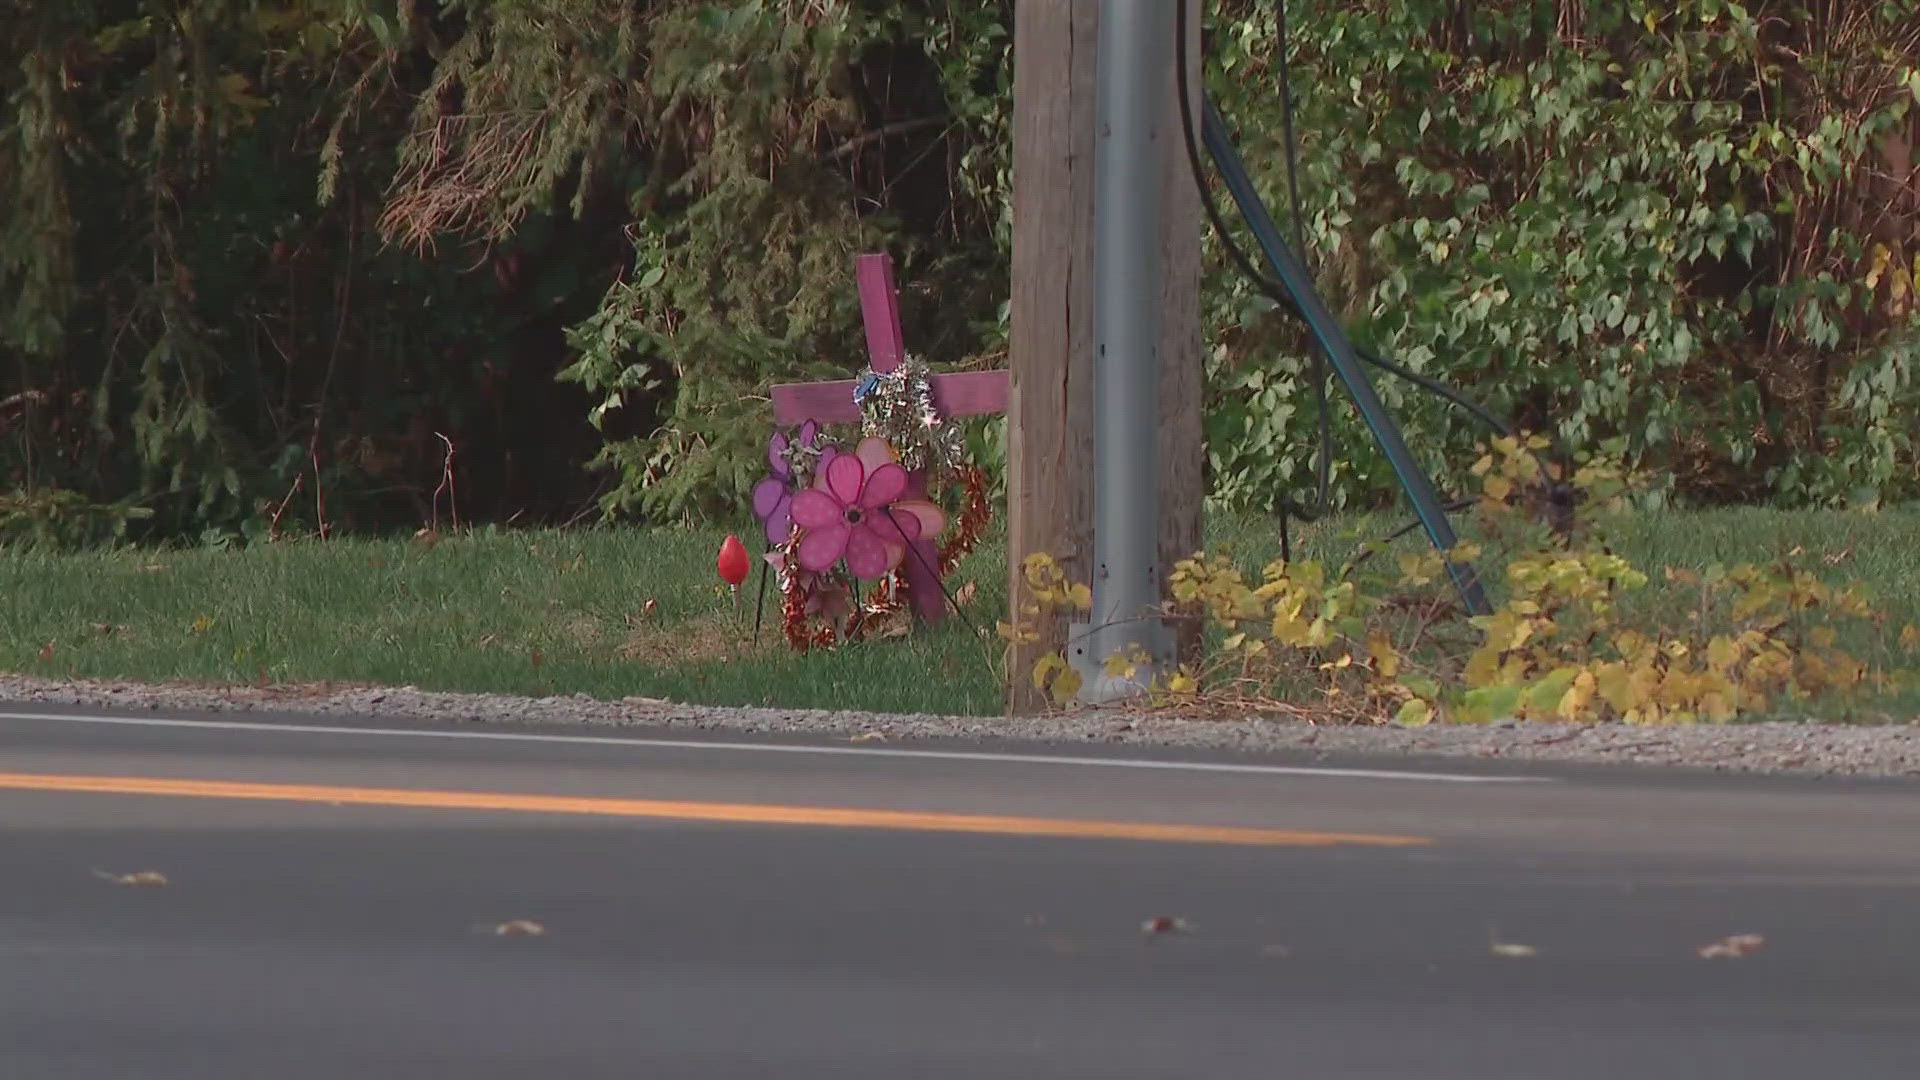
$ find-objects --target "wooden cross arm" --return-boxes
[770,369,1009,428]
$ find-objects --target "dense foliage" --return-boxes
[3,0,1916,547]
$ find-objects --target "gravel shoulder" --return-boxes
[3,673,1917,779]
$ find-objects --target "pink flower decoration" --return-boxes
[789,437,946,580]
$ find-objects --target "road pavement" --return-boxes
[3,703,1918,1078]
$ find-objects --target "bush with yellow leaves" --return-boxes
[1005,434,1916,723]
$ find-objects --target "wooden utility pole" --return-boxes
[1007,1,1202,714]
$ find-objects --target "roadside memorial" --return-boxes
[758,255,1001,649]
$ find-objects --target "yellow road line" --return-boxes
[0,772,1429,848]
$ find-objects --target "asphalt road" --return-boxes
[3,703,1919,1079]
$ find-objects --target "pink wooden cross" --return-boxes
[769,254,1009,427]
[768,253,1009,622]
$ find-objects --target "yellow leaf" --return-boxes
[1394,698,1433,726]
[1398,551,1439,586]
[1067,582,1093,611]
[1706,635,1739,669]
[1865,243,1891,289]
[1048,664,1083,705]
[1222,631,1247,652]
[1483,474,1514,501]
[1557,668,1598,720]
[1023,553,1057,591]
[1103,649,1138,680]
[1032,653,1065,691]
[996,620,1040,645]
[1664,566,1699,586]
[1165,670,1199,695]
[1367,632,1401,678]
[189,614,214,635]
[1900,624,1920,652]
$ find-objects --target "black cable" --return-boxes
[751,554,769,645]
[1175,0,1515,438]
[1178,1,1320,559]
[1173,0,1556,573]
[1338,498,1478,580]
[1173,0,1543,606]
[1269,0,1331,566]
[883,508,983,641]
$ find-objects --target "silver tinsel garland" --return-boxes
[852,355,964,474]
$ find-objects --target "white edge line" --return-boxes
[0,710,1554,784]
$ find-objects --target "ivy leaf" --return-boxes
[1048,664,1083,706]
[1462,682,1523,722]
[1032,652,1065,692]
[1367,632,1401,678]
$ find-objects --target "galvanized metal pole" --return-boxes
[1074,0,1172,702]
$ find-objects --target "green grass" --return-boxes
[1,526,1009,715]
[3,508,1916,719]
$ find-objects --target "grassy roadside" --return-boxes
[4,508,1916,718]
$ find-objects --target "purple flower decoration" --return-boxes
[751,420,835,546]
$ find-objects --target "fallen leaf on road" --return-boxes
[1697,933,1765,959]
[1141,915,1192,937]
[489,920,546,937]
[849,731,887,743]
[94,869,169,887]
[1488,926,1536,957]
